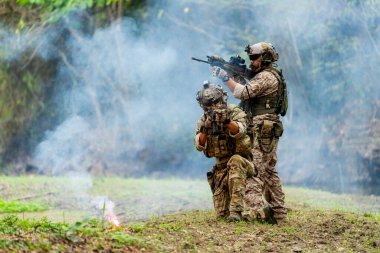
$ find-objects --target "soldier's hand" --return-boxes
[213,108,231,124]
[212,66,229,81]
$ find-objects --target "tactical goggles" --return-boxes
[203,99,220,107]
[249,54,261,61]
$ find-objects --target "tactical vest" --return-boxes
[240,67,288,117]
[204,132,235,158]
[203,104,251,159]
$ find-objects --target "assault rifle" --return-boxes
[207,110,223,135]
[205,107,230,135]
[191,55,253,82]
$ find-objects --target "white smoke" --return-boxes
[0,0,376,218]
[32,0,379,189]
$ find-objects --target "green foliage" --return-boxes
[0,215,147,251]
[109,231,144,246]
[12,0,148,24]
[16,0,120,11]
[0,199,47,213]
[67,220,98,236]
[158,221,183,232]
[0,53,58,171]
[129,223,146,233]
[17,0,119,8]
[0,215,67,235]
[16,0,99,22]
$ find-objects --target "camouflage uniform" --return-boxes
[194,104,264,219]
[233,70,287,220]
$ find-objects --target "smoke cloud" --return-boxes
[1,0,379,218]
[31,1,380,191]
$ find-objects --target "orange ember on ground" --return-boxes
[107,212,121,227]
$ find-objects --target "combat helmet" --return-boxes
[196,81,228,109]
[245,42,279,64]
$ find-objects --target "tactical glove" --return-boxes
[212,66,230,82]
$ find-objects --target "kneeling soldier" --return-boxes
[194,81,267,222]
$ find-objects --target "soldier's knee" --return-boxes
[228,155,241,169]
[228,154,241,165]
[227,155,244,178]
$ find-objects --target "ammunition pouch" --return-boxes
[204,134,235,158]
[256,120,283,153]
[258,120,275,153]
[273,121,283,138]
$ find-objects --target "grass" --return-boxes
[1,176,379,214]
[1,208,377,252]
[0,215,146,252]
[0,176,213,222]
[135,209,380,252]
[0,176,379,252]
[284,186,380,213]
[0,199,47,213]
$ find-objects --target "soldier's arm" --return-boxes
[194,116,207,151]
[226,105,247,139]
[225,72,278,100]
[222,77,258,101]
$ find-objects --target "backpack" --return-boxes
[268,67,288,117]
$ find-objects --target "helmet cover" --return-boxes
[196,81,228,109]
[245,42,279,62]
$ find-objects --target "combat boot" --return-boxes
[261,206,277,225]
[227,211,242,222]
[257,206,276,225]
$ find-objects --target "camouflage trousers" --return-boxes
[251,121,287,220]
[242,176,266,221]
[207,154,258,219]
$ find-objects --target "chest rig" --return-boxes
[240,67,287,117]
[204,128,236,159]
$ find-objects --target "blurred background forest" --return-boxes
[0,0,379,194]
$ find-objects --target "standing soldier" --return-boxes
[212,42,288,224]
[194,81,272,222]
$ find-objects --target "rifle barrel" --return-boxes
[191,57,209,64]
